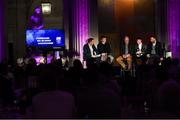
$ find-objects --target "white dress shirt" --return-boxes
[138,43,142,51]
[88,44,94,57]
[152,41,156,47]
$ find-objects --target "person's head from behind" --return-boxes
[17,58,24,67]
[137,38,142,45]
[172,58,179,66]
[86,59,97,70]
[73,59,83,69]
[29,58,37,66]
[82,66,99,85]
[158,80,180,112]
[88,38,95,46]
[0,62,8,75]
[150,36,156,43]
[124,36,130,45]
[54,59,62,67]
[99,62,113,78]
[100,36,107,44]
[40,64,57,91]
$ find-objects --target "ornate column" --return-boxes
[155,0,168,45]
[72,0,90,61]
[167,0,180,59]
[0,0,5,62]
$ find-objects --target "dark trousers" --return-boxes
[146,54,160,65]
[86,57,101,68]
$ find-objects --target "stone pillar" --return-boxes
[89,0,98,43]
[15,0,27,59]
[63,0,70,50]
[0,0,5,62]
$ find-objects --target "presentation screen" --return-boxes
[26,29,65,49]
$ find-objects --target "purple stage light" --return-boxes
[34,55,53,65]
[167,0,180,59]
[73,0,89,61]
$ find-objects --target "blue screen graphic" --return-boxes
[26,29,65,48]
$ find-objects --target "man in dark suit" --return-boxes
[116,36,134,70]
[83,38,100,66]
[146,36,163,64]
[134,38,146,65]
[97,36,114,64]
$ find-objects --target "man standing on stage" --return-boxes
[97,36,114,64]
[116,36,134,71]
[146,36,163,64]
[83,38,101,65]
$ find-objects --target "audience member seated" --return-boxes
[168,58,180,80]
[14,58,26,89]
[152,80,180,118]
[28,64,76,118]
[98,62,122,95]
[66,59,84,96]
[0,62,14,107]
[77,62,122,118]
[0,56,180,119]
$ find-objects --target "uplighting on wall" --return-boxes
[41,2,52,15]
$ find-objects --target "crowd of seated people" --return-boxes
[0,55,180,118]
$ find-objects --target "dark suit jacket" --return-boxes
[120,43,134,56]
[146,41,163,57]
[97,42,112,55]
[83,43,99,61]
[134,44,146,56]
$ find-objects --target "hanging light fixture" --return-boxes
[41,1,52,15]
